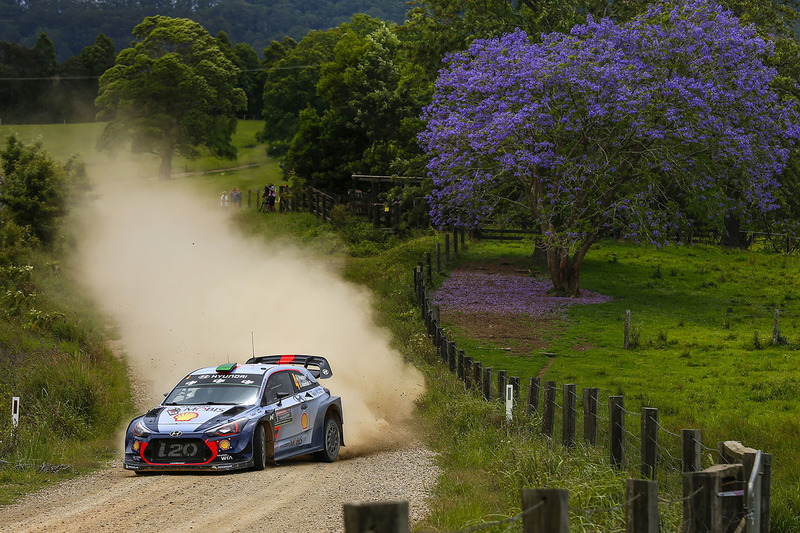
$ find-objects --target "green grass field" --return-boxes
[0,120,280,189]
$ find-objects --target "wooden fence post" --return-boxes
[497,370,507,402]
[626,479,659,533]
[436,242,442,273]
[682,464,745,533]
[542,381,556,439]
[527,377,540,417]
[438,332,448,364]
[425,252,432,284]
[457,349,464,380]
[521,489,569,533]
[463,356,472,389]
[473,361,482,392]
[562,383,576,449]
[482,367,492,401]
[510,376,520,400]
[583,387,599,446]
[641,407,658,480]
[343,501,409,533]
[610,396,625,470]
[758,453,772,533]
[448,341,457,373]
[682,429,702,473]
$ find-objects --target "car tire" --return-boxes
[314,414,341,463]
[252,424,268,471]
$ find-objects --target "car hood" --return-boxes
[152,405,240,433]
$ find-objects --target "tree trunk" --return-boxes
[546,247,582,296]
[721,213,745,248]
[158,153,172,180]
[158,122,175,180]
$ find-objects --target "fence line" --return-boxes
[412,233,772,531]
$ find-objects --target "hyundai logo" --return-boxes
[170,430,183,437]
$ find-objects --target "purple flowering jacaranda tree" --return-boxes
[419,0,800,296]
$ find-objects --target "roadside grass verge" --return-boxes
[0,250,132,505]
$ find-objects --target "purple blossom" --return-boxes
[419,0,800,252]
[433,271,612,318]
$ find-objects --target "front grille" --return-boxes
[144,438,212,463]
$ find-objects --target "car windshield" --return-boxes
[164,384,260,406]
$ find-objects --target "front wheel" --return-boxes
[252,424,268,470]
[314,415,341,463]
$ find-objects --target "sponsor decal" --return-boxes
[168,406,225,415]
[174,412,199,422]
[275,408,292,425]
[301,412,309,430]
[278,437,302,449]
[218,454,233,461]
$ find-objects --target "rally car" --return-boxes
[123,355,343,473]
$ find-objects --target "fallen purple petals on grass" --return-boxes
[433,271,612,319]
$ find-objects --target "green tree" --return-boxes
[95,16,246,179]
[258,32,338,156]
[284,15,430,191]
[0,135,87,247]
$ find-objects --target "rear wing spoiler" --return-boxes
[246,354,333,379]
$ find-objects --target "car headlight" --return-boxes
[133,420,152,438]
[206,417,248,437]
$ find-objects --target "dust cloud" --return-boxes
[73,176,425,455]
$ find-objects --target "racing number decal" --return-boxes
[157,441,199,458]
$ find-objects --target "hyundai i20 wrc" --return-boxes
[123,355,343,473]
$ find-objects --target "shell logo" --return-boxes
[174,412,199,422]
[301,412,309,430]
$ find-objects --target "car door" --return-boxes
[288,370,324,452]
[263,370,304,456]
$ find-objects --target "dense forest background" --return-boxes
[0,0,407,60]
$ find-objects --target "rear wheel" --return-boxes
[252,424,268,470]
[314,415,341,463]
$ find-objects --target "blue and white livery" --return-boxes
[123,355,344,473]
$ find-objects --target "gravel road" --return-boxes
[0,443,439,533]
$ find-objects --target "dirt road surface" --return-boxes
[0,444,438,533]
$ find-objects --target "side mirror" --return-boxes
[276,392,290,406]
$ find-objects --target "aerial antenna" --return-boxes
[251,332,255,358]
